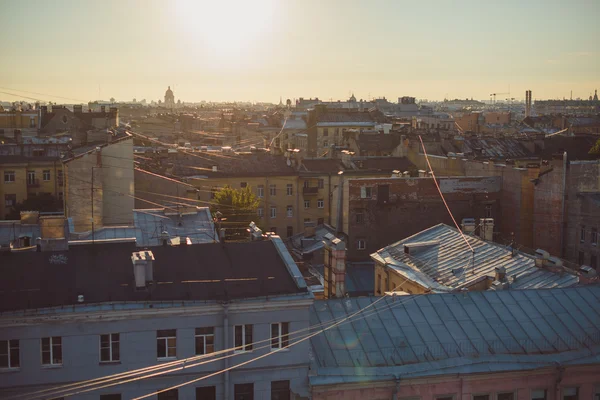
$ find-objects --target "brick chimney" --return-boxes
[323,234,346,298]
[131,250,155,288]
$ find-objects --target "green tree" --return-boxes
[5,193,63,220]
[211,186,260,240]
[589,138,600,155]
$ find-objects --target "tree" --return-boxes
[210,186,260,240]
[5,193,63,220]
[110,97,115,103]
[589,138,600,155]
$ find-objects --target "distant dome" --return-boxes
[165,86,174,96]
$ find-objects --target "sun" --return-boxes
[175,0,278,58]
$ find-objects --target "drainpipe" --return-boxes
[554,361,563,400]
[327,174,332,225]
[336,175,344,234]
[392,377,400,400]
[559,151,567,257]
[223,303,229,400]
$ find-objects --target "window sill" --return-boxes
[270,348,290,352]
[0,367,20,373]
[99,361,121,365]
[42,364,63,369]
[157,357,177,362]
[233,350,253,354]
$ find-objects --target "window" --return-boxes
[286,184,293,196]
[157,329,177,359]
[323,140,329,147]
[234,383,254,400]
[323,128,329,136]
[563,387,578,400]
[100,333,120,363]
[269,184,276,196]
[100,395,122,400]
[270,206,277,218]
[4,194,16,207]
[579,251,585,266]
[377,274,381,294]
[335,128,340,136]
[0,339,19,369]
[498,393,515,400]
[531,389,547,400]
[257,207,264,218]
[4,171,15,183]
[303,180,309,188]
[360,186,372,198]
[196,386,216,400]
[58,192,63,202]
[30,118,36,128]
[356,213,364,224]
[195,327,215,355]
[385,277,389,292]
[317,217,324,225]
[304,218,310,223]
[43,170,51,181]
[157,389,178,400]
[286,206,293,217]
[257,185,264,198]
[592,254,598,269]
[304,200,310,209]
[41,337,62,366]
[436,396,455,400]
[318,179,324,189]
[27,171,36,185]
[485,204,492,218]
[240,182,247,188]
[317,199,324,208]
[593,227,598,245]
[57,170,63,186]
[357,239,366,250]
[271,322,289,350]
[581,226,586,242]
[234,325,253,352]
[271,380,290,400]
[286,226,293,237]
[473,395,490,400]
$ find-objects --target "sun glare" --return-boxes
[175,0,277,60]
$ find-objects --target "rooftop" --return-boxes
[309,287,600,384]
[0,238,308,313]
[462,137,533,159]
[371,224,579,292]
[0,155,59,164]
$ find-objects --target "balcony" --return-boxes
[303,187,319,196]
[27,179,40,188]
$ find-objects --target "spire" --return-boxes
[594,89,598,102]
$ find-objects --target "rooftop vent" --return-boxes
[403,240,440,255]
[212,166,218,172]
[131,250,155,288]
[461,218,476,234]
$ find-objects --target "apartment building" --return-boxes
[0,237,313,400]
[0,105,40,137]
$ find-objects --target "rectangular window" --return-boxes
[593,228,598,245]
[4,171,15,183]
[157,329,177,359]
[592,254,598,270]
[318,179,324,189]
[356,213,364,224]
[377,274,381,294]
[485,204,492,218]
[563,387,578,400]
[270,206,277,218]
[357,239,366,250]
[240,182,247,188]
[0,339,20,369]
[271,322,289,350]
[271,380,290,400]
[234,383,254,400]
[531,389,547,400]
[196,386,216,400]
[43,170,51,181]
[323,140,329,147]
[27,171,36,185]
[100,395,122,400]
[195,327,215,355]
[304,200,310,209]
[269,184,276,196]
[473,395,490,400]
[286,226,293,237]
[317,217,324,225]
[360,186,372,198]
[323,128,329,136]
[257,185,264,198]
[41,336,62,366]
[30,118,36,128]
[435,396,455,400]
[286,184,293,196]
[157,389,178,400]
[581,226,586,242]
[234,325,253,352]
[579,251,585,266]
[498,393,515,400]
[100,333,120,363]
[317,199,324,208]
[57,170,64,186]
[4,194,16,207]
[257,207,264,218]
[286,206,293,217]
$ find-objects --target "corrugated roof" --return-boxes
[371,224,578,291]
[309,287,600,375]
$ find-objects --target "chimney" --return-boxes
[534,248,550,267]
[494,266,506,282]
[579,265,599,285]
[461,218,476,234]
[100,105,106,113]
[73,105,83,114]
[323,235,346,298]
[304,220,316,237]
[96,146,102,166]
[131,250,155,288]
[212,165,218,172]
[479,218,494,241]
[418,169,427,177]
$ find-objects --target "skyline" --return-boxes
[0,0,599,103]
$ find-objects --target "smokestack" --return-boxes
[525,90,532,118]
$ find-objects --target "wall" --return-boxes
[100,137,134,225]
[134,168,199,209]
[345,176,502,261]
[533,157,566,256]
[0,298,312,400]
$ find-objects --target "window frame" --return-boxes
[581,226,586,242]
[271,380,290,400]
[286,205,293,217]
[357,239,366,250]
[257,207,264,218]
[286,184,293,196]
[99,333,120,363]
[304,200,310,209]
[156,329,177,360]
[0,339,20,369]
[270,322,290,351]
[562,387,579,400]
[531,388,548,400]
[195,327,215,355]
[497,392,516,400]
[318,179,324,189]
[361,186,372,198]
[27,171,36,185]
[269,184,276,196]
[270,206,277,219]
[472,394,491,400]
[355,212,364,224]
[4,171,15,183]
[41,336,62,366]
[43,170,51,181]
[257,185,264,198]
[234,324,253,353]
[240,182,247,188]
[317,199,324,209]
[592,227,598,246]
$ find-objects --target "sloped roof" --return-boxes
[301,159,344,174]
[173,151,297,177]
[309,287,600,377]
[462,138,533,159]
[357,132,402,152]
[371,224,578,291]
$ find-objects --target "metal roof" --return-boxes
[309,287,600,383]
[371,224,578,291]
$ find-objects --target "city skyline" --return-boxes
[0,0,599,103]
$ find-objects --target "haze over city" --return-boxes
[1,0,599,103]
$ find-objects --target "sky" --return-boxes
[0,0,599,104]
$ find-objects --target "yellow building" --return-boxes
[0,156,62,219]
[0,107,40,136]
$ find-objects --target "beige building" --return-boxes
[63,134,134,232]
[0,106,40,136]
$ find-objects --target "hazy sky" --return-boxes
[0,0,598,103]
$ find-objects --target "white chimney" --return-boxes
[212,165,218,172]
[131,250,155,288]
[461,218,476,234]
[323,236,346,298]
[479,218,494,241]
